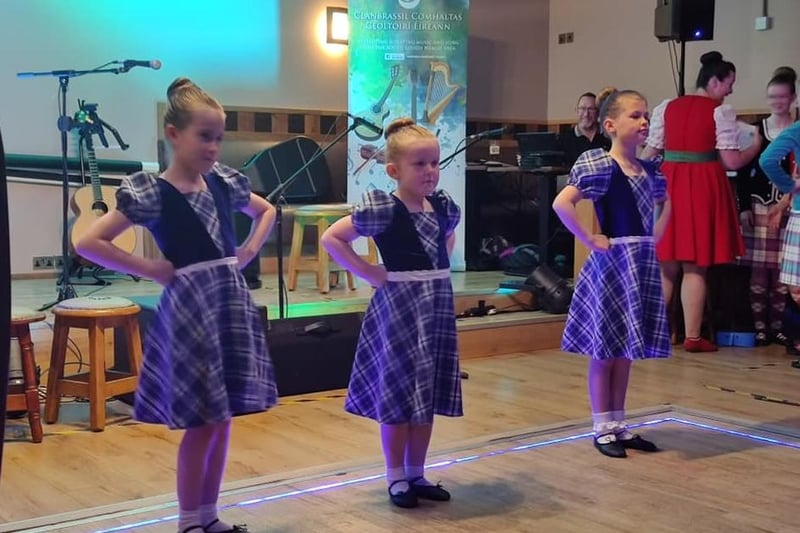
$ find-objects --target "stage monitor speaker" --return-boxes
[654,0,715,42]
[267,313,362,397]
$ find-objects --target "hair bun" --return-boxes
[384,117,416,139]
[700,51,723,66]
[772,66,797,85]
[596,86,617,106]
[167,77,196,99]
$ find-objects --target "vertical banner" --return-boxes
[348,0,469,270]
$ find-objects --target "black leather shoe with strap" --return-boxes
[203,520,248,532]
[618,434,659,452]
[388,480,418,508]
[409,477,451,501]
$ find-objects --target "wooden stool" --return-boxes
[288,203,378,294]
[8,307,46,443]
[44,296,143,432]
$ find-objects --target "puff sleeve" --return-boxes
[645,99,670,150]
[431,189,461,234]
[115,172,161,228]
[351,189,395,237]
[567,148,613,200]
[714,104,740,150]
[214,163,252,210]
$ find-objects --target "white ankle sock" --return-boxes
[199,503,234,532]
[406,465,432,486]
[611,410,634,440]
[387,466,409,495]
[177,507,202,533]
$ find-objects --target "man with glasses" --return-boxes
[559,92,611,167]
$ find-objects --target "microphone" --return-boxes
[121,59,162,71]
[347,113,383,136]
[467,126,509,140]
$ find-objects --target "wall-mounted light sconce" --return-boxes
[326,6,349,45]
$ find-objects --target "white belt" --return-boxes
[386,269,451,282]
[176,256,237,276]
[608,236,653,245]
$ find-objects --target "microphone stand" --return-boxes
[440,136,484,170]
[17,63,131,311]
[267,121,360,319]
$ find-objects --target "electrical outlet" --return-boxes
[558,33,566,44]
[53,255,65,269]
[32,255,53,270]
[566,32,574,43]
[489,142,500,156]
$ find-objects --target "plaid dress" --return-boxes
[116,166,277,429]
[737,119,790,269]
[345,189,462,425]
[561,150,671,360]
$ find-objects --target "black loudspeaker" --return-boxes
[527,265,573,315]
[654,0,715,42]
[267,313,362,396]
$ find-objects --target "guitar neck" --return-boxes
[87,146,102,200]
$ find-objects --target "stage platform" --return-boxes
[7,405,800,532]
[11,270,567,359]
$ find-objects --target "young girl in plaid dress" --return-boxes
[76,78,277,533]
[735,67,796,348]
[553,88,672,458]
[322,118,462,508]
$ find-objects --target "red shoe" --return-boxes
[683,337,718,352]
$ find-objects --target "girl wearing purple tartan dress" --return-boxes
[76,78,275,533]
[553,89,672,459]
[322,118,462,509]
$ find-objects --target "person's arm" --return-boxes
[75,211,174,285]
[235,193,276,269]
[653,196,672,243]
[760,125,800,194]
[321,216,386,287]
[552,185,609,252]
[715,106,763,170]
[641,99,668,162]
[446,232,456,257]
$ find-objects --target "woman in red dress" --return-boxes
[641,51,762,352]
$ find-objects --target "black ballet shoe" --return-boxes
[773,332,790,346]
[388,480,418,508]
[593,434,627,458]
[409,476,451,501]
[617,434,659,452]
[787,344,800,356]
[791,360,800,369]
[203,519,248,532]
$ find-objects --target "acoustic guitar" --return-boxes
[354,65,401,142]
[70,136,136,254]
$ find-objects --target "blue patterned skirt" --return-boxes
[345,275,462,425]
[134,258,277,429]
[562,237,671,360]
[779,212,800,287]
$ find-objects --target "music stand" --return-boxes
[267,120,359,319]
[17,62,133,310]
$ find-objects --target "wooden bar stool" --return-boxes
[44,296,143,432]
[8,307,47,443]
[287,203,378,294]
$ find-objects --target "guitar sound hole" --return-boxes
[91,201,109,215]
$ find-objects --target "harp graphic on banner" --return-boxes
[422,61,460,125]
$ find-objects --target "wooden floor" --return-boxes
[5,275,800,532]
